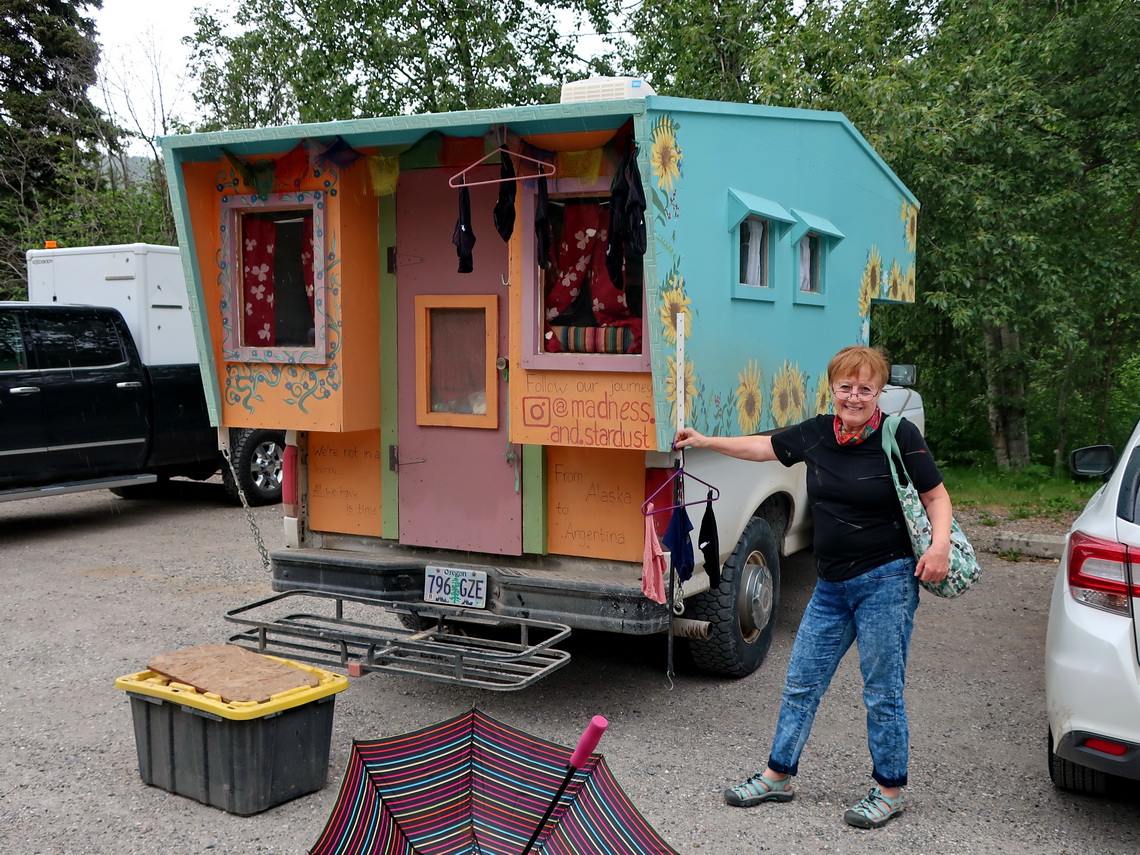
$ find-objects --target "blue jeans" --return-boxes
[767,557,919,788]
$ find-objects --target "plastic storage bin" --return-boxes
[115,658,348,815]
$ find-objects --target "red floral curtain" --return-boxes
[242,217,277,346]
[302,213,315,313]
[543,202,640,353]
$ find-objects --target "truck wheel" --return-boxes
[1048,729,1108,795]
[685,517,780,678]
[222,429,285,506]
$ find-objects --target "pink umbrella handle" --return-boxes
[569,716,609,769]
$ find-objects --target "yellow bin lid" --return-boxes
[115,657,348,721]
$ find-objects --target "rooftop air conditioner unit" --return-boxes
[560,77,656,103]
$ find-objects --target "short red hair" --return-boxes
[827,346,889,389]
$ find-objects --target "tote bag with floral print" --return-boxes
[882,416,981,598]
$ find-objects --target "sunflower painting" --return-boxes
[735,360,764,434]
[858,246,883,316]
[887,259,905,301]
[904,264,916,301]
[900,201,918,254]
[651,115,683,195]
[659,276,692,344]
[814,375,832,416]
[771,361,807,427]
[665,355,699,428]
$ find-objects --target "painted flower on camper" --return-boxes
[904,264,916,302]
[858,246,883,317]
[900,201,919,253]
[665,355,699,428]
[888,259,906,301]
[771,361,807,427]
[735,360,764,434]
[814,375,832,416]
[651,115,683,194]
[659,277,692,344]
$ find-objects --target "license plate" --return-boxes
[424,566,488,609]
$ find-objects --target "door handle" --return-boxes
[8,386,40,395]
[116,381,143,389]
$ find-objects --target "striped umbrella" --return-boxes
[310,708,679,855]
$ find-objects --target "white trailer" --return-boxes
[25,243,195,366]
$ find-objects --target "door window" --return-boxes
[0,314,27,371]
[415,295,498,428]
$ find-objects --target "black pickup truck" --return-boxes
[0,303,284,505]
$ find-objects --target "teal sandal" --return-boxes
[724,773,794,807]
[843,787,903,828]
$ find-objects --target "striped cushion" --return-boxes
[550,325,634,354]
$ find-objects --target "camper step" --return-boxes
[225,590,572,691]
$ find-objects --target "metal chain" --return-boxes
[222,444,271,569]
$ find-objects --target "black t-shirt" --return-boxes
[771,415,943,582]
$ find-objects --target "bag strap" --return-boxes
[881,414,909,487]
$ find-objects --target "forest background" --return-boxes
[1,0,1136,473]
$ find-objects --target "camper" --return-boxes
[162,82,923,687]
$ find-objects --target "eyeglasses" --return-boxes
[832,384,880,401]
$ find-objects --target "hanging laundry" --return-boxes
[662,505,695,583]
[493,148,516,241]
[452,184,476,273]
[642,504,668,604]
[535,175,553,270]
[698,490,721,588]
[604,142,647,288]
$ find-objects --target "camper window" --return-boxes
[798,233,821,293]
[540,195,643,357]
[738,216,771,289]
[222,192,329,364]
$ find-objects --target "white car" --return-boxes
[1045,418,1140,794]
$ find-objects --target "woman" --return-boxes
[673,345,951,829]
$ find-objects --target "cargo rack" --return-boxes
[225,590,572,691]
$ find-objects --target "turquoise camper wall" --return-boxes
[640,99,918,448]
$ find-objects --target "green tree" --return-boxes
[867,0,1140,468]
[0,0,120,296]
[188,0,622,130]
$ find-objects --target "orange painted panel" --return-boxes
[512,370,656,449]
[546,446,644,562]
[307,430,384,536]
[182,153,380,434]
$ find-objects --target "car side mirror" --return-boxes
[1070,445,1116,479]
[889,364,916,387]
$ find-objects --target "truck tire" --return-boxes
[222,429,285,506]
[685,516,781,678]
[1048,729,1108,795]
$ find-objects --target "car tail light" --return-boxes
[1083,737,1129,757]
[1067,530,1137,615]
[283,444,298,517]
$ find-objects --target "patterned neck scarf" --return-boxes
[834,407,883,446]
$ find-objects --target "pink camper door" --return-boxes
[394,167,522,554]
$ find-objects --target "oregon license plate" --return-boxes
[424,566,488,609]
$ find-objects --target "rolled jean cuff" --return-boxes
[872,769,907,789]
[768,757,797,777]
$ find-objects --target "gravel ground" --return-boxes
[2,483,1139,855]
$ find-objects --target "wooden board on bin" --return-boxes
[147,644,319,704]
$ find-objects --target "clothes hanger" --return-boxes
[448,146,556,187]
[641,465,720,516]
